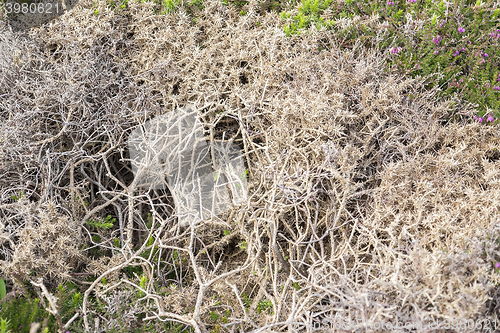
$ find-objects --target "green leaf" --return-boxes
[0,318,11,333]
[241,292,251,307]
[10,191,23,202]
[86,215,115,229]
[209,311,219,323]
[431,13,438,26]
[492,8,500,19]
[0,279,6,300]
[72,292,82,308]
[394,9,403,21]
[140,275,147,289]
[163,0,176,12]
[257,300,273,314]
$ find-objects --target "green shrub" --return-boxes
[0,295,55,333]
[281,0,332,36]
[0,279,84,333]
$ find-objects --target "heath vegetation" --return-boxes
[1,0,500,332]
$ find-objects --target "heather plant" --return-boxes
[386,0,500,124]
[0,279,83,333]
[276,0,500,123]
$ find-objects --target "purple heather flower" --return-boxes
[484,53,489,57]
[458,27,465,33]
[487,114,495,122]
[494,85,500,91]
[479,117,484,123]
[432,35,442,45]
[407,0,416,3]
[496,262,500,269]
[439,20,446,27]
[390,47,399,54]
[453,50,460,56]
[387,0,394,5]
[461,47,466,52]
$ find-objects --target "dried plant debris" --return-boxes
[0,0,499,331]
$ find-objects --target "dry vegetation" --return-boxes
[1,0,500,331]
